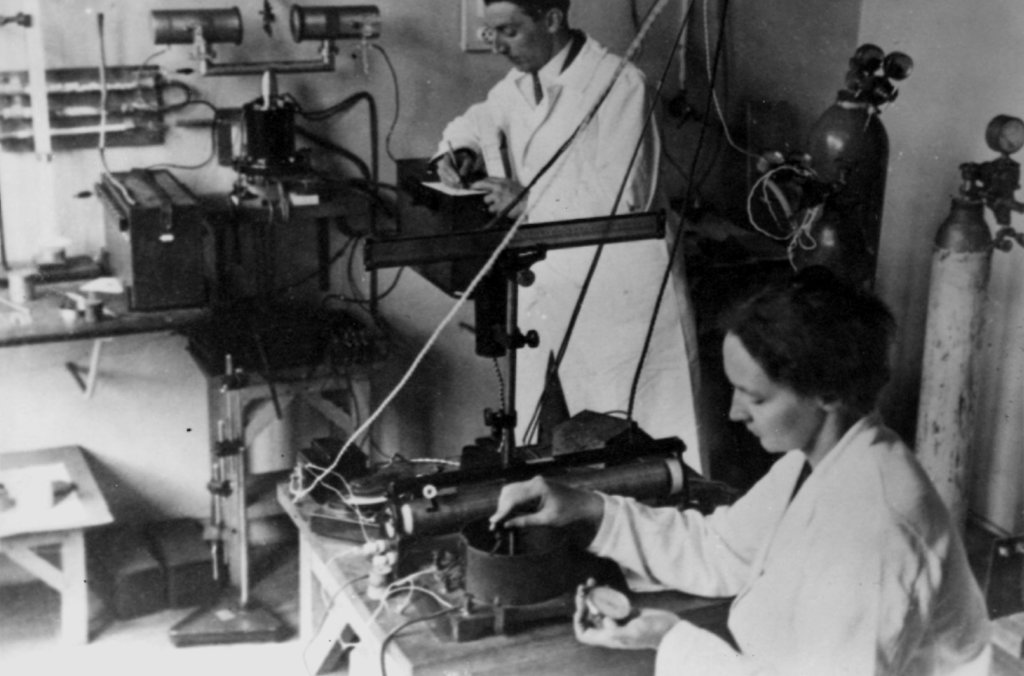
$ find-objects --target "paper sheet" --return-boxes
[421,181,487,197]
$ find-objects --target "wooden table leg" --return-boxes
[3,530,89,645]
[61,530,88,645]
[299,532,315,642]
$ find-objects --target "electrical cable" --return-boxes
[379,607,459,676]
[297,91,379,189]
[97,12,111,174]
[701,0,757,160]
[345,241,404,307]
[145,100,219,171]
[274,232,358,294]
[301,571,369,674]
[371,44,402,163]
[296,126,372,184]
[156,81,194,112]
[94,10,134,206]
[294,0,675,502]
[626,0,731,424]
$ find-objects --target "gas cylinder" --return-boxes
[805,45,913,286]
[806,90,888,283]
[915,114,1024,529]
[915,196,992,529]
[790,205,873,284]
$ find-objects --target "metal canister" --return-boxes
[8,268,39,304]
[461,519,571,607]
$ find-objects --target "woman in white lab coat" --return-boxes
[491,266,992,675]
[435,0,701,463]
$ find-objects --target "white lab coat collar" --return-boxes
[507,35,606,163]
[747,413,881,580]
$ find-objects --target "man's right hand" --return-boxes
[489,476,604,530]
[437,148,483,189]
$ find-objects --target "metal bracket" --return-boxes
[985,535,1024,619]
[64,338,112,398]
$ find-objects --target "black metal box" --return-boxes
[96,169,209,310]
[395,158,493,296]
[148,519,220,608]
[89,526,167,620]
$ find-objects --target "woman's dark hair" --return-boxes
[484,0,570,19]
[720,266,896,414]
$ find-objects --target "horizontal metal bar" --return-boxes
[364,211,666,270]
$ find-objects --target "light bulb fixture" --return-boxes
[151,5,380,77]
[290,5,381,43]
[152,8,243,47]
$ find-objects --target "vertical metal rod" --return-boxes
[222,353,252,605]
[236,440,251,606]
[503,272,518,467]
[209,420,226,582]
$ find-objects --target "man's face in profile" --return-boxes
[484,2,558,74]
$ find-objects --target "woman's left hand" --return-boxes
[573,583,680,651]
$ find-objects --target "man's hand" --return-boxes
[489,476,603,530]
[470,177,527,219]
[573,582,680,651]
[437,148,483,189]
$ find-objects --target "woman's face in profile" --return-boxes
[722,332,829,456]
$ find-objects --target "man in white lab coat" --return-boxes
[491,267,993,675]
[434,0,701,464]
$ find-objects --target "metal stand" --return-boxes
[363,211,667,466]
[484,253,542,465]
[170,354,289,646]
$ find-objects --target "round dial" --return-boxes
[986,115,1024,155]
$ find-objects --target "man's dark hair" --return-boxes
[720,266,896,414]
[483,0,570,19]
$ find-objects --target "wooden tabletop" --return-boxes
[0,280,207,348]
[278,482,731,676]
[0,446,113,539]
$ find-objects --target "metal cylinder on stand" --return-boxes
[915,197,992,529]
[915,114,1024,530]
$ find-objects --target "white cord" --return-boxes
[785,204,821,270]
[746,165,799,239]
[702,0,758,160]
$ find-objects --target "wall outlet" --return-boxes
[460,0,491,52]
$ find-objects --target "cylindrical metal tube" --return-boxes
[396,457,684,537]
[290,5,381,42]
[152,8,243,45]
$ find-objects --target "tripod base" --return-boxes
[169,593,290,647]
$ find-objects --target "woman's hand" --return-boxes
[489,476,603,530]
[573,582,680,651]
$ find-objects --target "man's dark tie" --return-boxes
[790,460,812,503]
[532,73,543,104]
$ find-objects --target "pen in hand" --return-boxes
[446,141,468,188]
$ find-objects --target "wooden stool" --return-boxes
[0,446,113,645]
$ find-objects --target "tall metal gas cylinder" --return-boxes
[916,115,1024,529]
[805,45,913,286]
